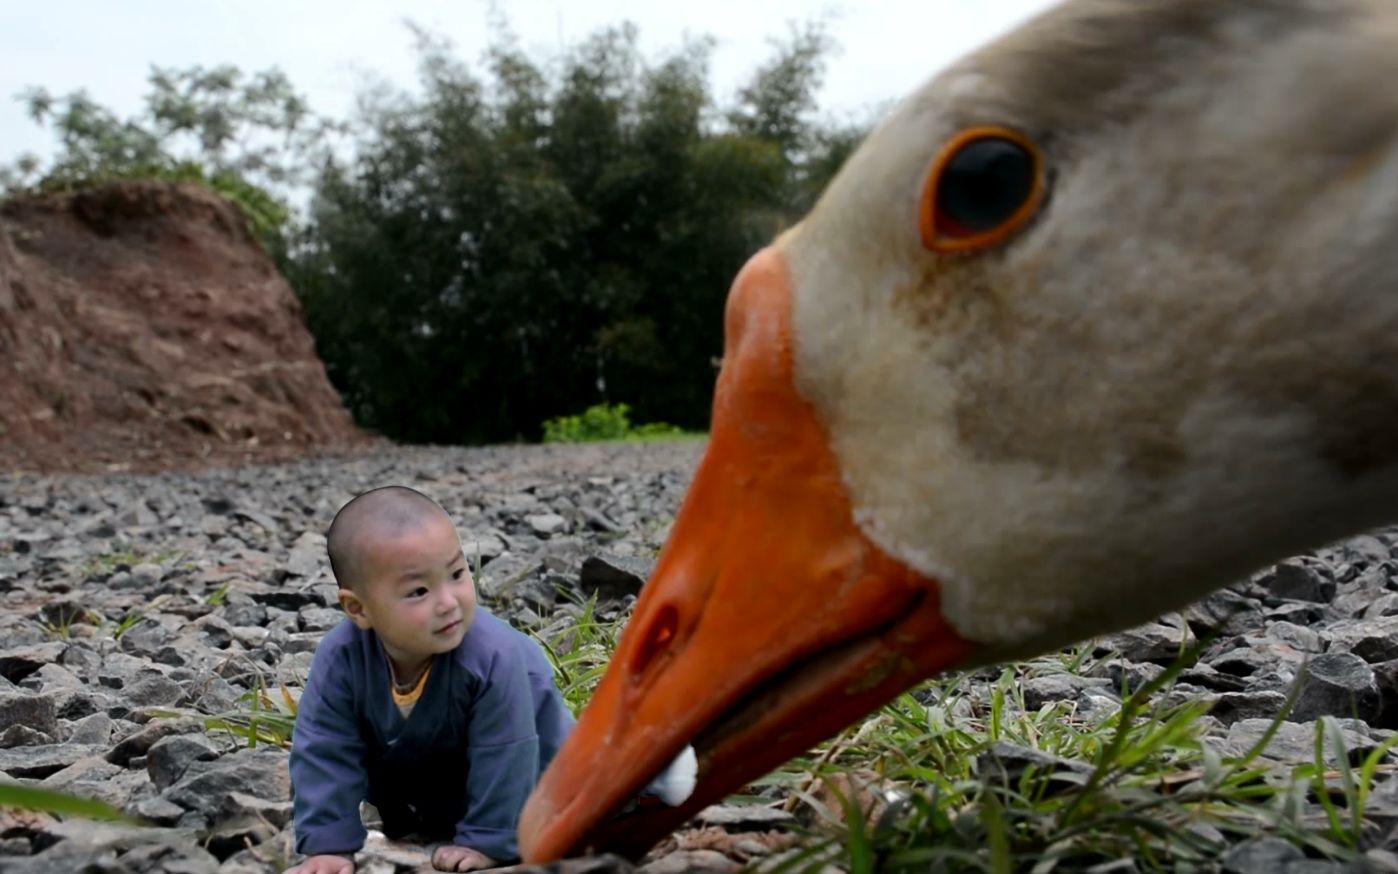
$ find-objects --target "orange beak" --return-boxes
[518,247,980,862]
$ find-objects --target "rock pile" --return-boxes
[1,441,1396,872]
[0,181,370,475]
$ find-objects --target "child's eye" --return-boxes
[407,587,428,599]
[452,569,465,581]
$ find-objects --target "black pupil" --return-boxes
[936,137,1035,234]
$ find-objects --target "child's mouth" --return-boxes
[434,619,462,635]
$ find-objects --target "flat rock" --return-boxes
[1293,652,1382,723]
[0,641,67,683]
[0,690,58,739]
[0,742,104,778]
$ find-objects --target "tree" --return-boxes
[3,65,339,245]
[294,23,844,444]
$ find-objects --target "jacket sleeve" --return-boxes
[452,642,543,861]
[290,638,369,856]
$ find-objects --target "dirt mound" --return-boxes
[0,181,372,473]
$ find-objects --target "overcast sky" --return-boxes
[1,1,1059,169]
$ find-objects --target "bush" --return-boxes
[542,403,685,443]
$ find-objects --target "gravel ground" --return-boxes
[1,441,1396,873]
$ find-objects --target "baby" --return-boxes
[285,486,693,873]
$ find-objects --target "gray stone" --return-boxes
[580,507,625,533]
[133,795,188,825]
[1210,640,1307,676]
[118,619,176,658]
[1365,593,1398,619]
[131,561,164,585]
[191,676,243,714]
[284,531,326,578]
[1257,559,1337,603]
[205,817,279,863]
[0,641,67,682]
[123,674,187,708]
[29,661,86,690]
[47,684,113,720]
[526,513,569,536]
[1085,862,1140,874]
[1267,601,1327,625]
[0,724,53,746]
[1020,674,1115,710]
[1184,588,1265,635]
[296,606,343,632]
[218,601,267,629]
[148,733,224,791]
[39,755,124,791]
[478,552,543,598]
[97,651,166,689]
[59,642,103,676]
[250,584,322,611]
[107,716,205,766]
[975,740,1093,792]
[694,804,797,829]
[1087,659,1166,693]
[462,530,507,562]
[1222,837,1304,873]
[1093,620,1193,663]
[578,555,650,602]
[1293,652,1382,722]
[0,836,31,855]
[7,821,217,873]
[1266,620,1324,654]
[1365,850,1398,874]
[1219,718,1380,765]
[0,690,58,739]
[640,850,738,873]
[1208,691,1291,725]
[220,790,293,829]
[1375,660,1398,730]
[1325,617,1398,663]
[0,742,104,778]
[163,747,291,818]
[66,712,116,745]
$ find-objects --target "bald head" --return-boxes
[327,486,451,591]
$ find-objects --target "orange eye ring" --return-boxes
[919,125,1046,254]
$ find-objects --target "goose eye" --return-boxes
[919,126,1045,253]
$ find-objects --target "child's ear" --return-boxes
[337,588,373,629]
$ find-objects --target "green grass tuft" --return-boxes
[533,609,1396,872]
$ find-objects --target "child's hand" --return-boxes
[431,845,498,871]
[284,854,354,874]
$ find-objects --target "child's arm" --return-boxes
[450,640,546,862]
[289,643,371,860]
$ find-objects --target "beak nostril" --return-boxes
[631,604,680,682]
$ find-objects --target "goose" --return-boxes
[519,0,1398,861]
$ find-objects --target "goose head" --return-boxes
[520,0,1398,861]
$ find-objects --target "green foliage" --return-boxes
[200,684,300,749]
[0,782,134,822]
[154,675,301,750]
[290,22,864,444]
[536,610,1397,871]
[2,64,332,248]
[3,22,867,443]
[752,659,1395,873]
[536,594,623,716]
[541,402,685,443]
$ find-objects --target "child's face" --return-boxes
[338,512,477,671]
